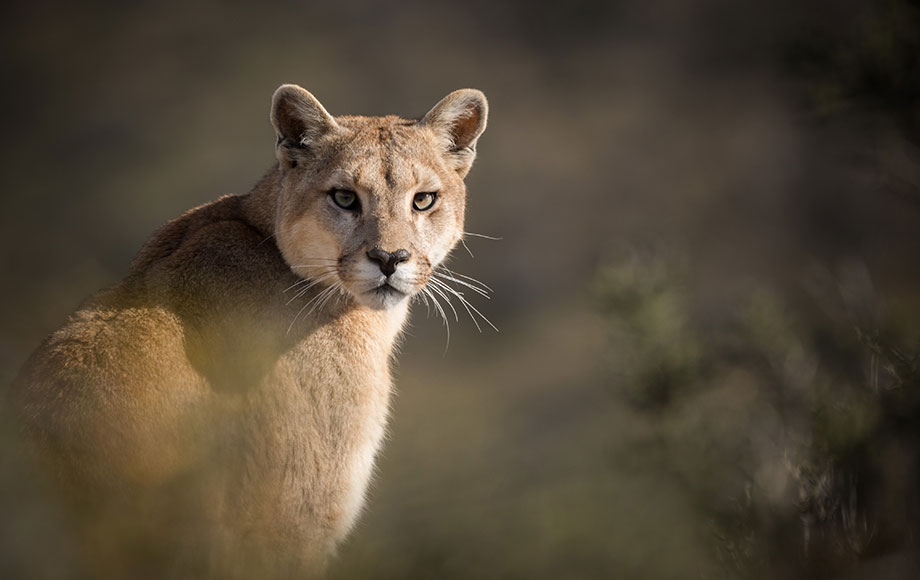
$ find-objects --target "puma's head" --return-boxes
[269,84,487,311]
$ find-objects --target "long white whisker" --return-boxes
[284,269,337,294]
[431,279,482,333]
[460,238,474,258]
[422,286,450,352]
[433,272,490,299]
[287,282,326,306]
[415,288,432,316]
[287,282,338,334]
[462,231,503,241]
[437,267,494,293]
[285,273,337,305]
[454,291,498,333]
[289,260,340,266]
[312,282,342,317]
[427,281,459,322]
[334,286,348,309]
[285,278,313,293]
[306,284,340,319]
[431,278,498,333]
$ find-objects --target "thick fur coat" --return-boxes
[8,85,488,579]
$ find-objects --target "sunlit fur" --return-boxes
[274,129,458,312]
[9,84,488,579]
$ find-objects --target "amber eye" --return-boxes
[331,189,359,210]
[413,192,437,212]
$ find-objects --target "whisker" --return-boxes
[287,282,338,334]
[334,286,348,309]
[414,288,432,317]
[427,281,459,322]
[454,291,498,333]
[462,231,503,241]
[309,284,340,316]
[422,286,450,353]
[437,267,494,293]
[284,269,338,293]
[430,278,498,333]
[460,238,474,258]
[285,278,312,293]
[289,259,340,266]
[287,280,328,306]
[433,272,490,299]
[285,272,337,305]
[430,279,481,333]
[312,282,342,317]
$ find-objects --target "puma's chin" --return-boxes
[347,280,414,311]
[361,285,410,310]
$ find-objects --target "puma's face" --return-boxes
[270,86,487,311]
[274,124,466,310]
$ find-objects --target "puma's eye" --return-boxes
[413,192,438,212]
[330,189,359,211]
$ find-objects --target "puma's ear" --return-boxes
[419,89,488,177]
[270,84,338,158]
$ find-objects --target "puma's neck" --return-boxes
[321,300,410,360]
[241,163,283,238]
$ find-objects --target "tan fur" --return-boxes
[9,84,488,578]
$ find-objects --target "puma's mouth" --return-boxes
[354,280,412,310]
[339,258,418,310]
[373,283,406,299]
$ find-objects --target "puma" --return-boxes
[9,84,489,578]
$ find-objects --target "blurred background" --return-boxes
[2,0,919,578]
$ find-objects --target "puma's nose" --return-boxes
[367,248,410,276]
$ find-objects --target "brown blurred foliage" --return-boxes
[1,0,919,578]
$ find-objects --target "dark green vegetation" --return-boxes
[1,1,919,578]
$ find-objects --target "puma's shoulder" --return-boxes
[129,193,255,274]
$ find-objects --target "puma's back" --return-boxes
[8,85,488,578]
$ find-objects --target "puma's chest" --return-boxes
[230,305,406,541]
